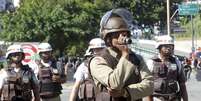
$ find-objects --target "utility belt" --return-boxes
[40,92,60,99]
[78,79,96,101]
[153,93,181,101]
[1,83,32,101]
[11,90,32,101]
[153,81,181,101]
[95,85,131,101]
[39,82,61,99]
[154,79,180,94]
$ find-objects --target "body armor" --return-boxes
[1,65,33,101]
[78,60,96,101]
[38,61,62,98]
[152,56,181,100]
[89,49,142,101]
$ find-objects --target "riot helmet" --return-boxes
[89,38,106,49]
[38,43,52,60]
[155,35,174,49]
[6,44,25,64]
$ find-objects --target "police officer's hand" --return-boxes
[107,87,126,97]
[114,34,129,57]
[52,75,61,82]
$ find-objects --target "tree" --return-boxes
[0,0,183,56]
[0,0,112,56]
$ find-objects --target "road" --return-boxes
[61,81,74,101]
[60,68,75,101]
[61,70,201,101]
[186,69,201,101]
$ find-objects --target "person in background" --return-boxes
[0,44,40,101]
[147,35,188,101]
[69,38,106,101]
[37,43,66,101]
[183,57,192,80]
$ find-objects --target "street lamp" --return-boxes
[167,0,170,36]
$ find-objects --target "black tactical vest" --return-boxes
[38,60,62,98]
[1,65,33,101]
[152,56,181,99]
[89,49,142,101]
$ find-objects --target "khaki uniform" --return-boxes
[90,48,153,101]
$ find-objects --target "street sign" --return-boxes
[0,0,6,12]
[179,3,199,15]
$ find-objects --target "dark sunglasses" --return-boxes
[40,51,52,54]
[110,31,130,38]
[10,52,22,57]
[161,45,174,49]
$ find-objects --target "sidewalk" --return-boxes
[139,39,201,56]
[175,40,201,53]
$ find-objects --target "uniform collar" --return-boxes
[108,47,118,58]
[158,54,175,62]
[14,68,20,72]
[41,60,52,67]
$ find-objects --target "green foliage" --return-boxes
[0,0,183,57]
[174,15,201,40]
[0,0,111,56]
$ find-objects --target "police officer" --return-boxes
[0,44,40,101]
[69,38,106,101]
[147,35,188,101]
[89,9,153,101]
[37,43,66,101]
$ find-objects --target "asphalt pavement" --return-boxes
[186,69,201,101]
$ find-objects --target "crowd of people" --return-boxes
[0,8,191,101]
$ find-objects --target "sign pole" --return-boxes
[178,2,199,53]
[167,0,170,36]
[191,0,196,53]
[191,15,195,53]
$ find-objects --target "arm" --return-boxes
[59,61,67,83]
[180,83,188,101]
[126,59,153,100]
[69,64,85,101]
[178,65,188,101]
[52,74,66,84]
[90,56,136,90]
[69,80,81,101]
[64,63,68,76]
[0,69,6,99]
[146,95,153,101]
[31,71,40,101]
[145,60,154,101]
[58,74,67,83]
[52,63,67,83]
